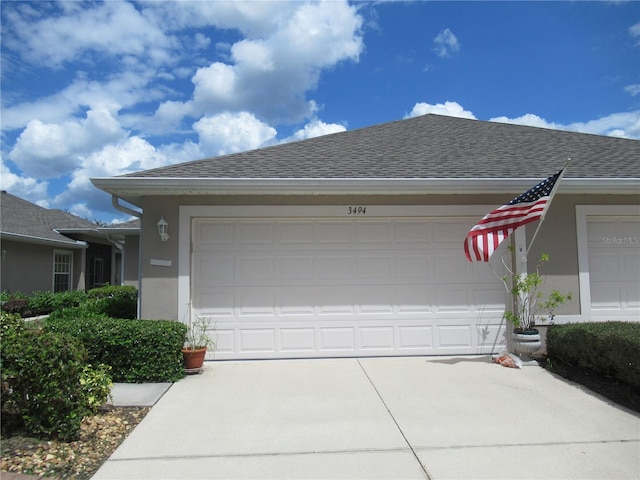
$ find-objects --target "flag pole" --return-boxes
[525,158,571,257]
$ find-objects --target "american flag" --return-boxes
[464,169,564,262]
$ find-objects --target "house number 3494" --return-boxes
[347,206,367,215]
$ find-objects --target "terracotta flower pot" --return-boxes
[182,347,207,371]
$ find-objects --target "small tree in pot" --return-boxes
[503,253,572,361]
[182,315,216,372]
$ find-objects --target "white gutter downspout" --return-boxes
[111,195,143,319]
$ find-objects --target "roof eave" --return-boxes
[1,231,89,248]
[91,177,640,204]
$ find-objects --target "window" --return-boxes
[53,251,73,293]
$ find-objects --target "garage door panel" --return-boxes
[192,217,506,359]
[621,253,640,281]
[356,222,392,242]
[317,222,352,243]
[356,286,396,314]
[237,256,274,282]
[433,220,468,244]
[473,288,507,312]
[278,221,314,244]
[435,289,472,313]
[194,257,234,286]
[213,329,235,356]
[399,325,433,349]
[237,290,276,316]
[279,256,315,281]
[239,329,275,353]
[437,325,472,348]
[317,255,355,280]
[360,326,395,350]
[238,222,274,244]
[586,217,640,320]
[435,255,467,282]
[357,255,394,278]
[317,288,354,315]
[397,286,433,313]
[395,221,430,243]
[397,255,432,280]
[320,327,355,351]
[194,290,235,318]
[477,324,505,346]
[277,289,316,316]
[281,328,316,352]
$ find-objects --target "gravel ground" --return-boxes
[1,406,149,480]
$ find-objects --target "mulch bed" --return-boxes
[539,356,640,413]
[1,406,149,480]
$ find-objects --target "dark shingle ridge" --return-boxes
[123,114,639,179]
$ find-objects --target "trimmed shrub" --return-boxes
[44,315,186,383]
[547,321,640,391]
[27,289,87,314]
[1,312,112,440]
[87,285,138,319]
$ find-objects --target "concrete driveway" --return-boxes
[93,357,640,480]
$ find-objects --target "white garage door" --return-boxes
[586,217,640,321]
[191,216,506,359]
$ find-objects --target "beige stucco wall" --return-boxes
[122,234,140,288]
[0,240,86,294]
[135,193,639,321]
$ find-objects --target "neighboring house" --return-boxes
[0,191,139,295]
[91,114,640,360]
[98,218,141,289]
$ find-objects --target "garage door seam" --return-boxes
[357,358,432,480]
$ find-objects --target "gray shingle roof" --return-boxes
[0,191,98,244]
[123,114,639,180]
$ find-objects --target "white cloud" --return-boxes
[490,111,640,139]
[0,157,49,205]
[181,0,364,124]
[409,102,640,139]
[489,113,559,129]
[8,109,127,178]
[624,84,640,96]
[53,136,172,216]
[193,112,277,157]
[406,102,476,119]
[288,118,347,141]
[433,28,460,58]
[630,21,640,45]
[2,70,160,132]
[3,1,173,68]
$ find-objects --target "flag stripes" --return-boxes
[463,170,563,262]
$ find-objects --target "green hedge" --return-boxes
[86,285,138,319]
[547,321,640,390]
[1,285,138,319]
[44,315,186,383]
[1,312,112,440]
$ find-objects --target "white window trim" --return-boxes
[575,205,640,323]
[52,249,73,292]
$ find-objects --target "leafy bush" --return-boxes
[1,312,112,440]
[1,286,137,319]
[80,364,113,410]
[27,290,87,313]
[547,321,640,391]
[45,315,186,383]
[86,285,138,319]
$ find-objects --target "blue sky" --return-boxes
[1,1,638,223]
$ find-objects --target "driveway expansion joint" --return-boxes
[357,358,432,480]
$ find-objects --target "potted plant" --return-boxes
[503,252,572,361]
[182,315,215,373]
